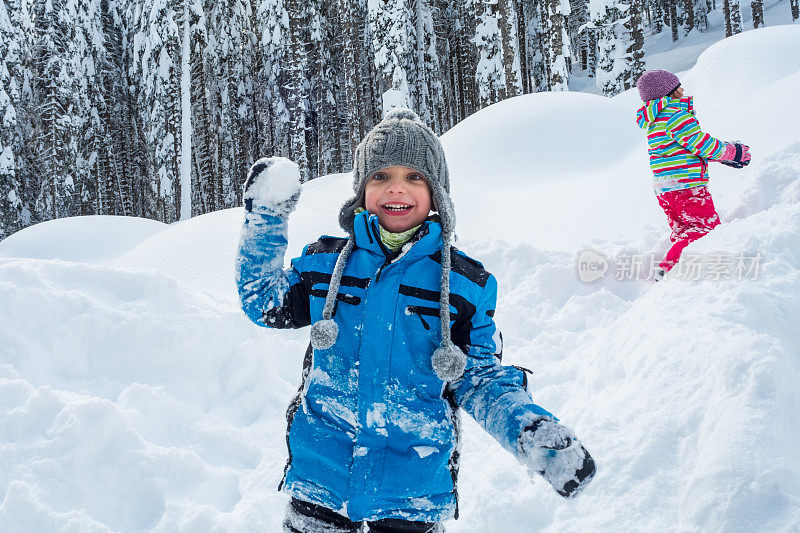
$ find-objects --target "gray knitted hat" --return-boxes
[310,108,465,382]
[339,108,455,235]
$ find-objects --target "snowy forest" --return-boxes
[0,0,796,240]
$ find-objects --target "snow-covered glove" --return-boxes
[717,142,751,168]
[243,157,302,216]
[519,417,596,499]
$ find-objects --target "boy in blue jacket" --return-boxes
[236,109,595,532]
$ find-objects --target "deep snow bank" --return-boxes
[0,216,167,263]
[1,25,799,532]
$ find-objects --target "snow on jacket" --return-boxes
[636,96,726,194]
[236,207,554,523]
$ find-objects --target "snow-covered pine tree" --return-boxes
[546,0,571,91]
[338,0,359,168]
[497,0,522,98]
[187,0,218,215]
[371,0,453,131]
[382,65,412,114]
[627,0,646,82]
[404,0,444,132]
[567,0,591,75]
[645,0,663,33]
[225,0,254,205]
[0,0,27,238]
[353,0,381,134]
[121,0,156,219]
[454,0,479,120]
[431,0,457,129]
[520,0,549,91]
[668,0,679,41]
[253,0,290,172]
[309,0,344,177]
[594,0,645,97]
[682,0,695,34]
[371,0,407,99]
[285,0,309,181]
[132,0,185,222]
[792,0,799,21]
[693,0,709,33]
[74,0,110,218]
[29,0,85,220]
[514,0,532,92]
[95,0,137,217]
[473,0,505,106]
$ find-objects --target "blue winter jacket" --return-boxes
[236,206,554,522]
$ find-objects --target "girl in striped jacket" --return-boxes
[635,69,751,281]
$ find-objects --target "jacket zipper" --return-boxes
[363,215,374,244]
[370,219,393,282]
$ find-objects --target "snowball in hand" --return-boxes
[244,157,302,207]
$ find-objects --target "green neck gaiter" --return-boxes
[379,224,422,252]
[356,208,421,252]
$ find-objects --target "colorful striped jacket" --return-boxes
[636,96,726,194]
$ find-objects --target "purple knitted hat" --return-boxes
[637,70,681,101]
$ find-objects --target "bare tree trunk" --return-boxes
[338,0,357,170]
[497,0,521,98]
[750,0,764,27]
[669,0,679,41]
[730,0,742,34]
[626,0,646,90]
[515,0,530,93]
[723,0,733,35]
[682,0,694,34]
[547,0,570,90]
[286,0,309,181]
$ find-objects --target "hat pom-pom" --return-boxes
[310,319,338,350]
[432,342,466,381]
[385,107,420,122]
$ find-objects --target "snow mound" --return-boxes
[114,209,243,305]
[687,25,800,109]
[0,256,308,531]
[0,216,167,263]
[441,91,639,183]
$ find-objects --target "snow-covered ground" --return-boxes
[1,25,799,532]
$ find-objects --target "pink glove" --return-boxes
[719,142,750,168]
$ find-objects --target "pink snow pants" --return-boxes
[657,186,721,272]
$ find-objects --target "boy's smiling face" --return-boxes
[364,166,432,233]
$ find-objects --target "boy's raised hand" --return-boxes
[519,417,596,499]
[243,157,302,215]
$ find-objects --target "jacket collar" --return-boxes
[636,96,695,128]
[677,96,695,114]
[352,210,442,261]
